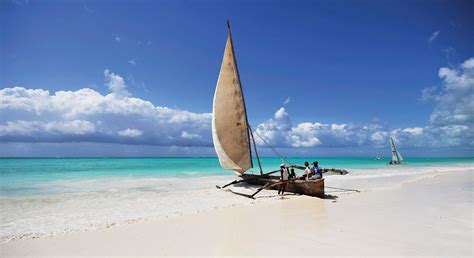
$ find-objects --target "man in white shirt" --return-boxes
[278,164,289,195]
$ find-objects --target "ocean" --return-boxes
[1,157,473,242]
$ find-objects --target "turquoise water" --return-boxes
[1,157,473,197]
[0,157,472,241]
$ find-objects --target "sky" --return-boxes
[1,0,473,157]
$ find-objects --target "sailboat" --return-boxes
[212,21,330,198]
[389,136,403,165]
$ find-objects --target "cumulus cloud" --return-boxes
[389,124,472,148]
[256,57,474,151]
[128,59,136,66]
[426,57,474,126]
[369,56,473,149]
[373,57,474,148]
[0,71,211,146]
[370,131,390,146]
[402,127,424,135]
[0,120,96,138]
[254,107,376,148]
[283,97,291,105]
[117,128,142,137]
[104,69,129,97]
[1,58,473,153]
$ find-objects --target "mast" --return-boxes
[249,126,264,175]
[226,20,263,174]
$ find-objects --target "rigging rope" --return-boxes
[248,125,294,167]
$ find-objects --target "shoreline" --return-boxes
[1,164,472,243]
[1,168,472,256]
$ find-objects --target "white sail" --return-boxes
[390,137,398,162]
[212,28,252,174]
[390,136,403,163]
[397,149,404,162]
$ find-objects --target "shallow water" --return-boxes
[1,157,473,242]
[2,157,473,196]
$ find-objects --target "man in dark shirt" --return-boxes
[310,161,322,179]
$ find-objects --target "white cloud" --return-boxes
[420,86,437,102]
[255,86,473,150]
[371,131,389,145]
[181,131,201,139]
[427,57,474,126]
[429,30,440,44]
[115,37,121,42]
[402,127,424,135]
[254,107,373,148]
[0,71,211,146]
[274,107,287,120]
[283,97,290,105]
[129,59,136,66]
[1,58,473,153]
[389,124,472,148]
[117,128,142,137]
[0,120,96,136]
[289,123,322,147]
[462,58,474,69]
[104,69,130,97]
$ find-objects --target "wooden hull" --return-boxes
[240,174,324,198]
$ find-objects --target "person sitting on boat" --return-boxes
[303,161,312,181]
[289,168,296,179]
[278,164,289,195]
[310,161,322,179]
[290,161,312,180]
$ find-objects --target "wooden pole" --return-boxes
[249,128,264,175]
[216,170,274,189]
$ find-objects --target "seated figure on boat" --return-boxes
[278,164,289,195]
[291,161,311,179]
[289,168,296,179]
[294,161,312,180]
[304,161,312,180]
[291,161,324,180]
[310,161,322,179]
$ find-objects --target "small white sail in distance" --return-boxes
[390,136,403,163]
[212,23,252,174]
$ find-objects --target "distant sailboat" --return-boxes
[212,21,347,198]
[389,136,403,165]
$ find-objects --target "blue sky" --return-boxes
[1,0,473,157]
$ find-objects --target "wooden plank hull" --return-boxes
[240,174,324,198]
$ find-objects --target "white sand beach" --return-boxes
[1,167,472,257]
